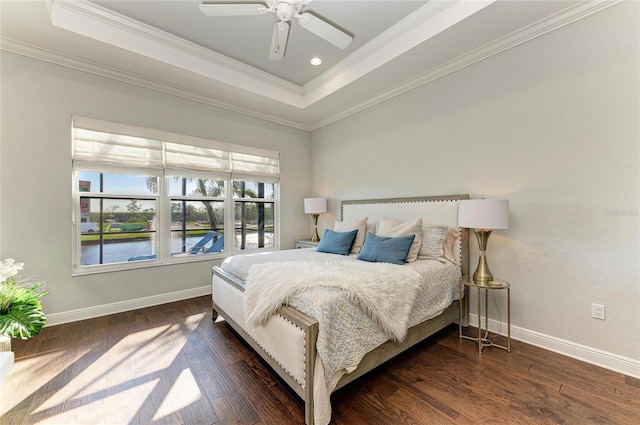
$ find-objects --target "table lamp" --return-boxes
[304,197,327,242]
[458,199,509,284]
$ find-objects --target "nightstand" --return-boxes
[459,276,511,353]
[295,239,319,249]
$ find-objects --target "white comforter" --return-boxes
[246,260,423,342]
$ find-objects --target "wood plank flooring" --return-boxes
[2,296,639,424]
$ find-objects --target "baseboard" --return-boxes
[468,313,640,379]
[45,294,639,379]
[46,286,212,326]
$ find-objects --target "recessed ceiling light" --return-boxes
[310,57,322,66]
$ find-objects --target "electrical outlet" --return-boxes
[591,303,605,320]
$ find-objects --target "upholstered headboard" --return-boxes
[341,194,469,275]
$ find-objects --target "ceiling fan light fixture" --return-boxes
[201,0,352,59]
[275,2,295,22]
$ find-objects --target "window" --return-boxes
[77,172,158,266]
[168,177,226,257]
[233,181,276,250]
[72,117,279,275]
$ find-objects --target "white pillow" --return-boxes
[418,226,448,262]
[376,217,423,262]
[443,227,461,264]
[334,217,368,254]
[366,222,377,235]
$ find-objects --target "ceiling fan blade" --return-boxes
[269,21,289,61]
[298,12,352,49]
[199,3,267,17]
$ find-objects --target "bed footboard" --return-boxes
[212,267,319,425]
[335,300,459,391]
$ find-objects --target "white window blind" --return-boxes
[72,116,279,181]
[164,142,231,180]
[72,128,164,173]
[231,152,280,183]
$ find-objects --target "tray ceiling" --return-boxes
[0,0,617,130]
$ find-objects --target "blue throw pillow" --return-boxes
[316,229,359,256]
[357,232,416,265]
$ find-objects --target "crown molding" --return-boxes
[47,0,499,110]
[48,0,304,107]
[1,0,622,131]
[302,0,496,106]
[302,0,456,97]
[309,0,624,130]
[0,37,312,131]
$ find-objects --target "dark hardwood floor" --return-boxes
[2,296,639,424]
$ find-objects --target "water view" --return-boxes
[80,235,209,265]
[80,232,273,265]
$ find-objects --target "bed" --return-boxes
[211,194,469,425]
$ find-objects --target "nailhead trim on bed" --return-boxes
[215,271,307,388]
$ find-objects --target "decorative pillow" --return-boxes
[333,217,368,254]
[366,222,377,234]
[443,228,461,264]
[376,217,423,262]
[418,226,449,261]
[357,233,415,265]
[316,229,358,256]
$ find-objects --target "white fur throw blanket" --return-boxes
[245,261,422,342]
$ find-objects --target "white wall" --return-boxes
[311,2,639,366]
[0,52,311,320]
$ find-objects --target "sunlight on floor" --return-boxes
[6,311,208,423]
[153,369,202,421]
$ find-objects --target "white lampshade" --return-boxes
[458,199,509,230]
[304,197,327,214]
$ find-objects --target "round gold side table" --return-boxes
[458,276,511,353]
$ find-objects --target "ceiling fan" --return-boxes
[199,1,353,61]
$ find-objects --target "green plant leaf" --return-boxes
[0,298,47,339]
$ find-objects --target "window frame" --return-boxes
[232,181,278,252]
[71,117,280,276]
[73,173,281,275]
[167,177,227,257]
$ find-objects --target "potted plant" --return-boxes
[0,258,48,350]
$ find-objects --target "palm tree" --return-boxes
[197,179,220,230]
[146,177,223,230]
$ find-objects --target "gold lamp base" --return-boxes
[311,214,321,242]
[472,229,494,284]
